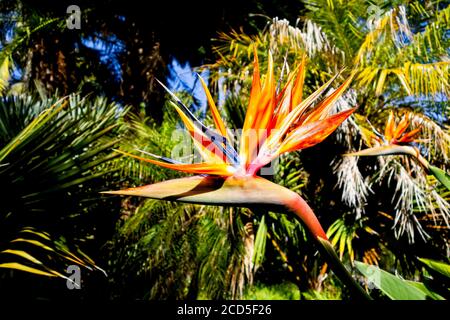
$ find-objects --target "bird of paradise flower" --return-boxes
[104,51,370,299]
[347,111,450,190]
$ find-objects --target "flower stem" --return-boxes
[283,194,372,300]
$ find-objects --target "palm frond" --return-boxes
[0,93,127,281]
[0,56,10,94]
[333,156,371,218]
[405,3,450,60]
[408,111,450,164]
[353,3,449,97]
[377,156,449,243]
[268,17,337,57]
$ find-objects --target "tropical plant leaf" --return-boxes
[0,93,125,282]
[252,214,267,268]
[1,249,44,265]
[428,165,450,191]
[418,258,450,279]
[0,56,10,93]
[0,262,56,277]
[406,281,445,300]
[355,261,442,300]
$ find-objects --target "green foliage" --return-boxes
[418,257,450,297]
[243,281,343,300]
[0,7,61,96]
[0,57,10,93]
[0,227,102,280]
[419,258,450,279]
[243,282,300,300]
[327,217,357,261]
[355,260,446,300]
[252,214,267,268]
[300,281,342,300]
[0,93,127,284]
[303,0,368,58]
[112,104,184,184]
[429,165,450,191]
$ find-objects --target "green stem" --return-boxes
[316,236,371,300]
[283,194,372,300]
[404,146,450,191]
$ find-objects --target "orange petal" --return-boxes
[242,46,262,132]
[398,127,421,143]
[263,74,339,152]
[241,51,276,166]
[303,74,354,124]
[384,111,395,141]
[277,108,356,155]
[252,50,276,131]
[291,54,307,108]
[198,74,229,139]
[393,115,410,138]
[192,139,227,164]
[115,150,235,176]
[240,47,262,164]
[158,79,237,164]
[281,74,339,131]
[274,59,303,108]
[273,61,306,129]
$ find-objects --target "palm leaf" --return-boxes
[429,165,450,191]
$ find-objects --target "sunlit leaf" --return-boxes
[418,258,450,279]
[0,263,56,277]
[428,165,450,191]
[355,261,440,300]
[252,214,267,268]
[1,249,44,265]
